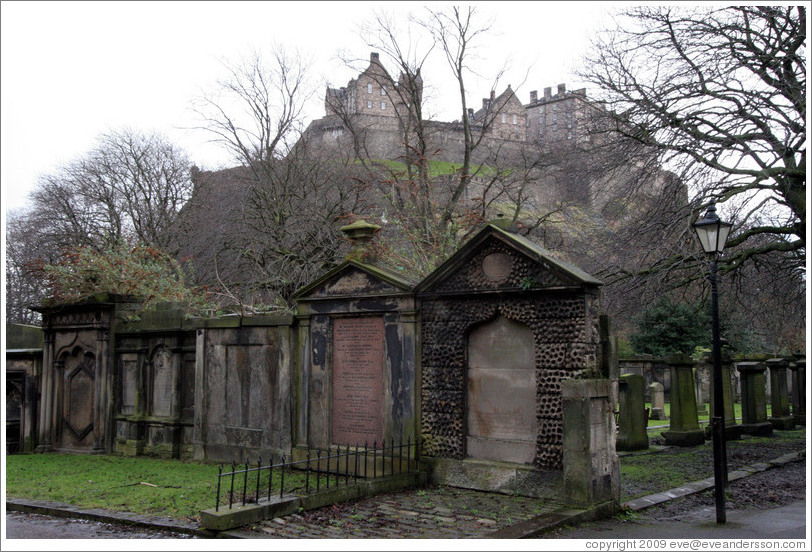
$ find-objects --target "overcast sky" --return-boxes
[1,1,615,215]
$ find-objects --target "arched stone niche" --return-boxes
[59,347,96,450]
[466,315,536,463]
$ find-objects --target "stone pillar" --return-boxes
[95,326,112,452]
[788,357,805,426]
[736,362,773,436]
[192,327,207,461]
[649,382,667,420]
[662,355,705,447]
[709,350,741,440]
[766,358,795,430]
[617,374,648,451]
[562,379,620,510]
[35,332,56,452]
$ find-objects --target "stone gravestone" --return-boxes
[649,382,667,420]
[466,316,536,464]
[661,355,705,447]
[331,317,385,446]
[694,364,709,415]
[736,362,773,436]
[788,356,805,426]
[617,374,648,451]
[766,358,795,430]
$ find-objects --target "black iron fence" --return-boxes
[214,437,419,511]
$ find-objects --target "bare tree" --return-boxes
[5,129,194,321]
[188,47,366,310]
[5,209,50,324]
[192,47,312,163]
[579,5,806,276]
[26,129,193,254]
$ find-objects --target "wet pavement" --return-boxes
[4,510,195,539]
[542,500,808,540]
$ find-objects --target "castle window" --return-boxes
[512,114,517,125]
[381,101,386,110]
[567,131,573,139]
[501,113,507,123]
[367,100,373,109]
[539,106,544,113]
[553,104,558,112]
[381,85,387,95]
[367,83,373,94]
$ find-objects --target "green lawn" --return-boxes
[644,402,768,435]
[5,453,310,521]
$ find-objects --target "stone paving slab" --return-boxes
[228,485,565,539]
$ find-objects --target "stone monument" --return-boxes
[736,361,773,436]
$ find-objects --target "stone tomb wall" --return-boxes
[193,316,294,462]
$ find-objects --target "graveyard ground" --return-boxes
[619,428,806,502]
[5,428,805,538]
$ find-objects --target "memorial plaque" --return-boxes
[68,368,94,432]
[332,317,384,445]
[152,349,173,417]
[467,316,536,463]
[481,252,513,281]
[63,354,95,448]
[120,354,137,415]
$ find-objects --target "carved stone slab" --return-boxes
[466,316,536,463]
[331,317,384,446]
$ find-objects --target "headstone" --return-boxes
[649,382,667,420]
[766,358,795,430]
[331,317,385,446]
[151,348,173,417]
[617,374,648,451]
[466,316,536,464]
[120,354,137,416]
[788,356,805,426]
[661,355,705,447]
[736,362,773,436]
[694,364,709,415]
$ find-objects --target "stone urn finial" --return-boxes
[490,213,516,232]
[340,219,381,261]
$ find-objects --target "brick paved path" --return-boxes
[247,485,562,538]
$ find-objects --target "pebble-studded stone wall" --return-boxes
[419,239,601,470]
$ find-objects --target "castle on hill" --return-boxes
[302,52,594,166]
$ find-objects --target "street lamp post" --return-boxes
[692,199,733,524]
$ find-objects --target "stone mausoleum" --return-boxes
[6,218,619,512]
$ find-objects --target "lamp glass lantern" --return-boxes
[693,200,733,254]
